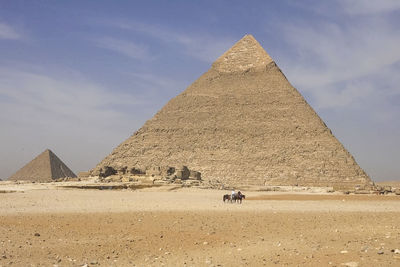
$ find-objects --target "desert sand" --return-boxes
[1,183,399,266]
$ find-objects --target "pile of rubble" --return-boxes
[373,185,400,195]
[90,165,202,186]
[351,184,400,195]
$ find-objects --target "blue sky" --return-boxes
[0,0,399,181]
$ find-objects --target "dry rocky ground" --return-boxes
[0,184,400,266]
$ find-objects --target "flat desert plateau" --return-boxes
[1,183,400,266]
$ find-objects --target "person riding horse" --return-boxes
[234,191,245,203]
[223,191,235,203]
[223,190,245,203]
[230,190,235,200]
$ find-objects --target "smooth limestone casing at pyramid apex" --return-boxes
[91,34,372,189]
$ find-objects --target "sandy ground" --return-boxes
[1,184,400,266]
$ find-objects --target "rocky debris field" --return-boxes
[1,211,400,266]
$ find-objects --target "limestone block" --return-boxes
[146,166,161,176]
[78,171,90,178]
[175,166,190,180]
[189,170,202,180]
[100,166,117,178]
[129,167,145,175]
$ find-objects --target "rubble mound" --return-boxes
[94,165,202,187]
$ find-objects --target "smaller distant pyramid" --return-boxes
[8,149,76,182]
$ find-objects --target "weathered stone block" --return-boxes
[116,166,128,175]
[78,171,90,178]
[175,166,190,180]
[159,166,175,176]
[189,170,201,180]
[146,166,161,176]
[100,166,117,177]
[129,167,145,175]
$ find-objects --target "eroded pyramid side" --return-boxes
[92,34,371,189]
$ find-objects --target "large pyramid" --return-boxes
[9,149,76,182]
[92,35,371,189]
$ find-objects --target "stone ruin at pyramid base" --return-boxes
[262,178,373,191]
[229,170,373,190]
[90,165,203,187]
[89,163,373,191]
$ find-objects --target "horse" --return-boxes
[223,194,231,202]
[232,191,246,204]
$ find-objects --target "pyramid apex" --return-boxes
[42,149,53,156]
[212,34,274,73]
[241,34,256,41]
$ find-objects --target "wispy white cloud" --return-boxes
[0,22,21,40]
[105,20,235,63]
[338,0,400,15]
[272,2,400,181]
[93,36,153,60]
[0,67,149,178]
[277,17,400,111]
[290,0,400,17]
[0,68,135,124]
[129,72,188,92]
